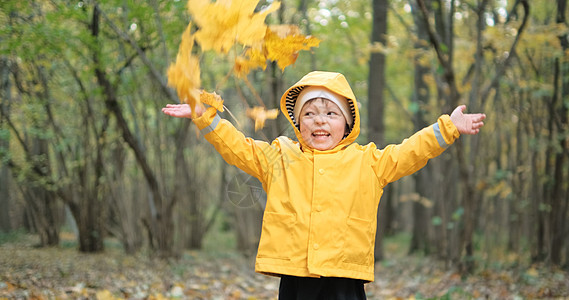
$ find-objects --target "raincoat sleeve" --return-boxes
[372,114,460,187]
[192,107,274,182]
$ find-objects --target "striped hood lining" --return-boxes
[285,85,357,135]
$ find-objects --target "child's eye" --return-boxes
[304,111,314,116]
[327,111,338,116]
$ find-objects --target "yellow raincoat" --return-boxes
[193,71,460,282]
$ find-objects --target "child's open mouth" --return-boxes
[312,130,330,137]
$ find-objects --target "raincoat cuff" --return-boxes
[433,115,460,148]
[193,107,220,135]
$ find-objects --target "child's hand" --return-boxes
[450,105,486,135]
[161,103,206,119]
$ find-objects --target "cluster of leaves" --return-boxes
[1,234,569,299]
[167,0,319,128]
[0,236,280,299]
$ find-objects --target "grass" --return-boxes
[0,229,27,246]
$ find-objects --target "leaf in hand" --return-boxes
[167,25,202,117]
[246,106,279,131]
[200,91,224,112]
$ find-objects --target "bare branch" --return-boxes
[480,0,529,107]
[94,1,178,103]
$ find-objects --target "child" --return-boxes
[162,71,486,299]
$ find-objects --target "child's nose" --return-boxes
[314,114,326,123]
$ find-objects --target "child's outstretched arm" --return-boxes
[162,103,206,119]
[450,105,486,135]
[161,102,275,183]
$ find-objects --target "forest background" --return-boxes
[1,0,569,299]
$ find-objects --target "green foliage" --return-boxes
[0,229,27,245]
[451,207,464,221]
[431,215,443,226]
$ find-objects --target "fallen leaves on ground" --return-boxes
[1,235,568,299]
[0,236,278,300]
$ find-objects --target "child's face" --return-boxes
[298,98,348,151]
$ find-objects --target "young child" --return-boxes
[162,71,486,299]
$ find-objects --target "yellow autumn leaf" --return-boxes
[247,106,279,131]
[188,0,280,53]
[167,24,202,116]
[96,289,122,300]
[148,293,168,300]
[526,267,539,277]
[200,90,224,112]
[265,25,320,71]
[234,48,267,78]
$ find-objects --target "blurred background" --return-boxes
[0,1,567,295]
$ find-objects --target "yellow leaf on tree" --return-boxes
[200,90,224,112]
[167,25,202,117]
[188,0,281,53]
[247,106,279,131]
[265,25,320,71]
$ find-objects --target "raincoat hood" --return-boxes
[281,71,360,151]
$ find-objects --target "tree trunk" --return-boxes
[91,3,175,257]
[368,0,388,262]
[28,138,61,247]
[549,0,569,266]
[409,0,434,255]
[1,58,64,246]
[0,57,12,232]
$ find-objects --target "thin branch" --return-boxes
[415,0,451,72]
[94,1,178,103]
[389,4,414,34]
[386,83,413,121]
[480,0,529,107]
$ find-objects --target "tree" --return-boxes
[548,0,569,265]
[408,0,434,256]
[415,0,529,271]
[0,57,12,233]
[368,0,388,261]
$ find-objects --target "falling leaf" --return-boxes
[246,106,279,131]
[188,0,281,53]
[264,25,320,71]
[167,25,202,117]
[234,48,267,78]
[200,91,224,112]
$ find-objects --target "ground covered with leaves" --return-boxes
[1,234,568,299]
